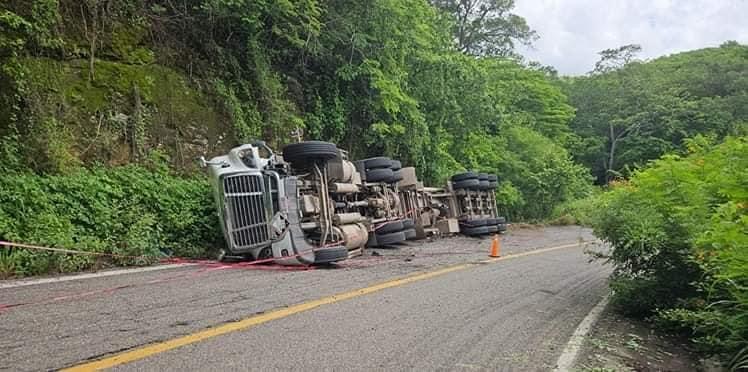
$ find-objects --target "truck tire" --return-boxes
[453,178,480,189]
[390,160,402,170]
[497,223,508,232]
[362,157,392,169]
[478,173,489,181]
[478,180,490,189]
[314,246,349,264]
[452,172,477,182]
[375,231,406,246]
[377,220,404,234]
[387,169,404,183]
[402,219,415,229]
[282,141,338,165]
[461,218,488,227]
[486,217,506,225]
[366,168,393,182]
[461,226,490,236]
[486,225,499,233]
[403,228,417,240]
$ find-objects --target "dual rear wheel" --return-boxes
[451,172,499,190]
[371,218,417,247]
[361,157,404,183]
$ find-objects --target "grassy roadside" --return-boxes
[552,137,748,370]
[573,304,706,372]
[0,165,222,279]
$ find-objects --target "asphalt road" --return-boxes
[0,226,610,371]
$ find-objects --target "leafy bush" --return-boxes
[590,136,748,362]
[462,126,594,221]
[0,165,222,277]
[550,188,602,226]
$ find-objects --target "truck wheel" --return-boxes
[362,157,392,169]
[403,228,417,240]
[486,217,506,225]
[402,219,415,229]
[375,231,406,246]
[314,246,349,264]
[377,220,404,234]
[461,218,488,227]
[497,223,508,232]
[479,180,490,189]
[452,172,477,182]
[387,169,404,183]
[366,168,393,182]
[478,173,489,181]
[461,226,491,236]
[453,178,480,189]
[390,160,402,170]
[486,225,499,233]
[282,141,339,165]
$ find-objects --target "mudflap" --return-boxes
[271,231,315,266]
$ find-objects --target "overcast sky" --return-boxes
[514,0,748,75]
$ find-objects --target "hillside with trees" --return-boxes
[1,0,590,222]
[563,42,748,183]
[1,1,747,365]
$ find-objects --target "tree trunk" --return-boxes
[131,84,143,161]
[606,123,617,184]
[89,30,96,82]
[81,2,98,82]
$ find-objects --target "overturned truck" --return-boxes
[202,141,506,265]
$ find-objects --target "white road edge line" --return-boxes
[0,263,197,289]
[553,294,610,372]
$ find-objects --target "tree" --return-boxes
[592,44,641,74]
[430,0,536,56]
[564,42,748,184]
[79,0,107,82]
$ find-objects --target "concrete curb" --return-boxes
[554,294,610,371]
[0,263,196,289]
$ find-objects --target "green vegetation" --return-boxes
[1,2,748,365]
[588,137,747,365]
[0,160,222,278]
[1,0,588,223]
[549,189,601,226]
[563,42,748,184]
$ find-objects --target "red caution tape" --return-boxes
[0,240,350,313]
[0,240,344,266]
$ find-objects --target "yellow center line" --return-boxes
[62,241,587,371]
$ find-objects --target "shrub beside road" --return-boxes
[0,164,222,277]
[582,137,747,368]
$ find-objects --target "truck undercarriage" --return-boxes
[203,141,506,265]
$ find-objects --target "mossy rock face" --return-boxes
[110,22,155,65]
[19,58,234,173]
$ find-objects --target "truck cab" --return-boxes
[203,142,351,265]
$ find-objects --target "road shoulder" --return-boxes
[572,304,702,371]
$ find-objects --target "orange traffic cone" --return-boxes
[489,235,501,258]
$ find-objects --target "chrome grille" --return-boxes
[222,174,270,250]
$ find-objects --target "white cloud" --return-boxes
[514,0,748,75]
